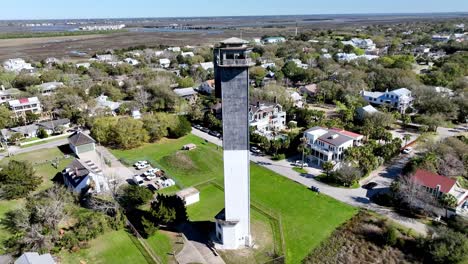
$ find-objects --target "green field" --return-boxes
[113,134,358,263]
[57,230,148,264]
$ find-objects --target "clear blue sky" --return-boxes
[2,0,468,20]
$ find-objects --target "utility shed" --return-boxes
[68,131,96,156]
[15,252,55,264]
[176,187,200,206]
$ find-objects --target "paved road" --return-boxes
[0,138,69,159]
[191,128,429,235]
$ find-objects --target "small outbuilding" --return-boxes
[182,143,197,150]
[176,187,200,206]
[68,131,96,156]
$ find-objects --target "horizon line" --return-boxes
[1,11,467,22]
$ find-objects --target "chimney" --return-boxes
[274,96,278,104]
[256,101,260,107]
[0,85,4,91]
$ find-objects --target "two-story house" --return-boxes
[249,101,286,139]
[8,97,42,118]
[360,88,413,114]
[304,127,363,166]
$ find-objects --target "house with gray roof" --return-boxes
[356,105,379,120]
[38,81,64,96]
[68,131,96,156]
[62,158,108,194]
[304,126,363,166]
[173,88,198,104]
[0,86,20,103]
[360,88,413,114]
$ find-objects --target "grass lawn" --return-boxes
[113,135,358,263]
[57,230,148,264]
[145,230,183,264]
[20,135,69,148]
[0,199,25,254]
[111,134,224,188]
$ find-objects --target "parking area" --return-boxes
[129,160,176,192]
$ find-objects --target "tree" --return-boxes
[322,161,334,177]
[0,160,41,199]
[25,112,39,124]
[118,185,153,209]
[36,127,48,139]
[177,77,194,88]
[403,134,411,146]
[111,117,149,149]
[150,195,188,225]
[0,105,12,129]
[168,116,191,138]
[425,227,468,264]
[333,164,362,187]
[440,193,458,218]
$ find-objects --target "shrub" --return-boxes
[384,226,398,246]
[425,228,468,264]
[118,185,153,209]
[37,127,49,139]
[272,153,286,160]
[168,116,192,138]
[142,217,159,238]
[0,160,41,199]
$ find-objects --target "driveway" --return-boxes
[191,128,429,235]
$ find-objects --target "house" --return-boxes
[198,80,215,95]
[166,47,181,52]
[3,58,34,72]
[159,58,171,68]
[249,101,287,139]
[95,94,121,113]
[336,53,379,62]
[342,38,376,50]
[37,118,70,135]
[432,34,451,42]
[176,187,200,206]
[44,57,59,65]
[261,62,276,69]
[199,62,214,70]
[124,58,139,65]
[360,88,414,114]
[76,62,91,69]
[95,54,115,62]
[8,97,42,118]
[132,109,142,119]
[1,124,39,140]
[356,105,379,120]
[290,91,303,108]
[290,59,309,69]
[434,86,455,97]
[412,169,468,207]
[68,131,96,156]
[173,88,198,104]
[181,52,195,58]
[15,252,55,264]
[262,37,286,44]
[62,158,108,194]
[39,81,64,95]
[299,84,318,98]
[0,86,20,103]
[304,126,363,166]
[154,50,164,57]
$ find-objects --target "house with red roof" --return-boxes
[304,126,363,165]
[412,169,468,206]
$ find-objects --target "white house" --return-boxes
[176,187,200,206]
[3,58,34,72]
[132,109,142,119]
[290,59,309,69]
[95,94,121,113]
[360,88,414,113]
[181,52,195,58]
[199,62,214,70]
[304,127,363,166]
[249,101,287,139]
[8,97,42,118]
[290,91,303,108]
[62,158,108,194]
[95,54,116,62]
[342,38,376,50]
[124,58,139,66]
[262,37,286,44]
[76,62,91,69]
[174,88,198,104]
[159,58,171,68]
[68,131,96,156]
[336,53,379,62]
[39,81,64,95]
[0,86,20,104]
[432,34,451,42]
[166,47,181,52]
[155,50,165,57]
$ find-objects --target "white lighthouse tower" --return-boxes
[213,37,254,249]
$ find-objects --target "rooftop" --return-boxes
[412,169,456,194]
[176,187,199,199]
[68,131,95,146]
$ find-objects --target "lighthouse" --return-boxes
[213,37,254,249]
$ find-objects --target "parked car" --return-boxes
[294,160,308,167]
[147,184,158,193]
[309,186,320,193]
[209,130,221,137]
[200,127,210,133]
[132,175,145,186]
[250,146,261,154]
[402,147,413,154]
[362,182,378,190]
[193,124,202,130]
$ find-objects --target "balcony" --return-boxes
[219,58,254,67]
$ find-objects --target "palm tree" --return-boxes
[322,161,334,177]
[403,134,411,147]
[440,193,458,218]
[298,137,308,168]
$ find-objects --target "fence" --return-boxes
[126,218,162,264]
